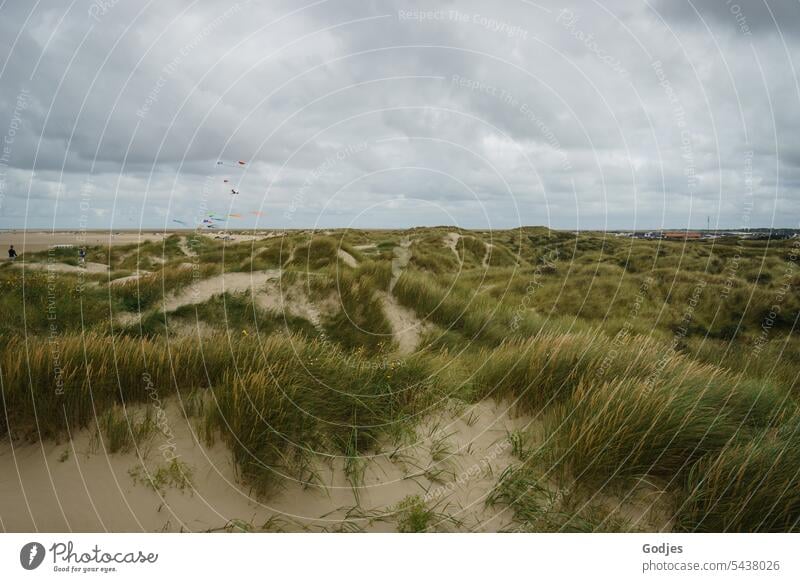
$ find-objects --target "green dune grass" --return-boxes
[2,227,798,531]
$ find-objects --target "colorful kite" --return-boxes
[216,160,246,195]
[216,160,247,168]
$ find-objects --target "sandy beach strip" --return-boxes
[0,230,178,254]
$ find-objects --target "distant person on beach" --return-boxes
[78,248,86,265]
[8,245,17,261]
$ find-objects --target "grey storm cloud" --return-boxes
[0,0,798,230]
[654,0,800,35]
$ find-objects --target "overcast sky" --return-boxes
[0,0,798,231]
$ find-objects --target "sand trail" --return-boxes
[389,237,412,293]
[482,242,493,268]
[178,236,194,257]
[381,236,430,354]
[337,249,358,267]
[379,292,430,355]
[443,232,461,262]
[162,270,281,312]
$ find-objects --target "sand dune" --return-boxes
[161,270,281,312]
[0,399,533,532]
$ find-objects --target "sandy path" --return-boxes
[282,245,297,268]
[162,270,281,312]
[482,242,493,268]
[0,399,533,532]
[337,249,358,268]
[443,232,461,262]
[379,292,430,355]
[381,237,428,354]
[178,236,193,257]
[389,237,411,293]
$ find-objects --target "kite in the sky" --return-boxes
[229,213,242,218]
[216,160,246,195]
[249,211,263,216]
[216,160,247,168]
[172,219,188,226]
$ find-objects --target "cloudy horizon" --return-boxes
[1,0,799,231]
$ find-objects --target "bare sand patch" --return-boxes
[0,403,268,533]
[162,270,280,312]
[443,232,461,262]
[379,292,431,355]
[113,312,142,327]
[265,398,534,532]
[0,393,672,533]
[379,237,428,353]
[389,237,412,293]
[337,249,358,267]
[178,237,193,257]
[255,279,338,331]
[0,398,533,532]
[253,279,283,314]
[482,242,493,268]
